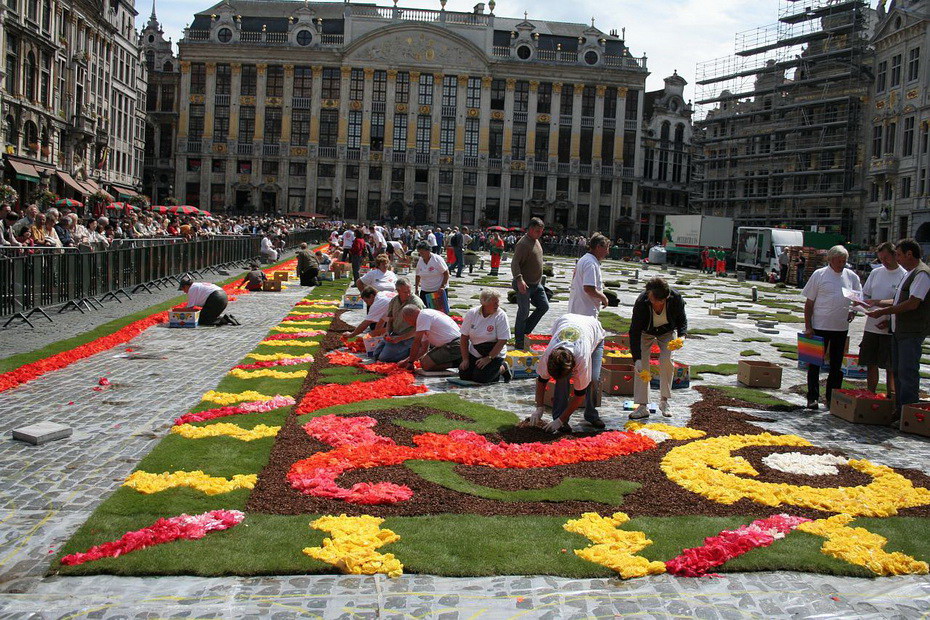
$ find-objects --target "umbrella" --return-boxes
[168,205,199,215]
[107,202,135,211]
[151,205,169,214]
[55,198,83,208]
[487,225,508,232]
[198,209,213,217]
[508,226,523,232]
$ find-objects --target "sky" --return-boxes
[139,0,788,100]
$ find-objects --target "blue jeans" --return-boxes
[513,280,549,348]
[374,338,413,363]
[892,335,924,414]
[552,340,604,423]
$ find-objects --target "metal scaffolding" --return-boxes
[692,0,873,237]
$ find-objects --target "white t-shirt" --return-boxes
[426,232,437,247]
[329,231,339,245]
[568,253,604,317]
[365,291,396,323]
[187,282,222,307]
[862,265,907,334]
[415,309,461,347]
[892,269,930,332]
[537,314,605,391]
[342,230,354,249]
[360,268,398,292]
[374,229,386,248]
[416,253,448,292]
[802,266,862,331]
[651,305,669,328]
[461,306,511,358]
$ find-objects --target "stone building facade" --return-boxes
[865,0,930,250]
[0,0,146,203]
[173,0,649,237]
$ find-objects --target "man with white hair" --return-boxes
[459,289,512,383]
[398,305,462,372]
[802,245,862,409]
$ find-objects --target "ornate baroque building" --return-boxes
[0,0,147,203]
[866,0,930,250]
[173,0,649,237]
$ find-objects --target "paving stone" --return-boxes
[10,422,72,445]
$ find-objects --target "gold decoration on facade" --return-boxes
[439,156,453,165]
[284,65,294,76]
[491,110,504,120]
[409,71,421,80]
[907,89,919,100]
[370,152,383,161]
[457,75,469,86]
[264,176,277,184]
[205,63,216,75]
[267,97,282,106]
[256,64,267,76]
[387,69,398,79]
[617,86,628,97]
[529,80,539,92]
[396,103,408,113]
[213,143,227,154]
[351,100,363,111]
[511,160,526,170]
[418,105,432,115]
[552,82,562,94]
[481,76,493,87]
[290,147,308,157]
[467,108,480,117]
[341,66,352,78]
[239,175,251,184]
[190,94,205,104]
[240,96,256,106]
[595,84,606,97]
[312,66,323,77]
[179,60,191,73]
[505,78,516,91]
[537,113,551,123]
[322,99,339,109]
[876,100,886,109]
[363,68,375,78]
[231,63,241,75]
[433,73,444,82]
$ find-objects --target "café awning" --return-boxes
[8,159,40,183]
[57,171,88,196]
[111,184,140,199]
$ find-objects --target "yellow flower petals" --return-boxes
[227,368,308,379]
[798,514,929,576]
[201,390,280,405]
[272,323,329,331]
[564,512,666,579]
[246,352,313,361]
[124,470,257,495]
[258,340,320,347]
[662,434,930,516]
[638,370,652,382]
[625,422,706,441]
[171,423,280,441]
[304,514,403,578]
[667,338,684,351]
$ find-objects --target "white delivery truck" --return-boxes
[735,227,804,274]
[663,215,734,267]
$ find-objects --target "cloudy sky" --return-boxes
[140,0,788,99]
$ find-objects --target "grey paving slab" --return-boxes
[0,254,929,617]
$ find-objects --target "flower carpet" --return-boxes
[54,278,930,580]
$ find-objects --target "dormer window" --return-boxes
[218,27,232,43]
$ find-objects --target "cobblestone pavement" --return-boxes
[0,254,277,357]
[1,254,929,617]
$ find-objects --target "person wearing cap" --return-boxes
[178,275,237,326]
[238,262,266,291]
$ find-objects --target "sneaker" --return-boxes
[659,398,671,417]
[228,314,241,326]
[501,361,513,383]
[587,417,606,429]
[806,401,820,410]
[629,405,650,420]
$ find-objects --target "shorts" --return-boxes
[425,340,462,367]
[858,331,892,370]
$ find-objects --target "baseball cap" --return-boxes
[178,274,194,290]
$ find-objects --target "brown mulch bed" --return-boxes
[245,344,930,517]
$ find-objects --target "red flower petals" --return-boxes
[173,395,295,425]
[283,313,335,321]
[835,389,886,400]
[60,510,244,566]
[297,373,427,415]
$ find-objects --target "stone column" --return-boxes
[452,75,468,225]
[361,68,374,147]
[228,63,241,144]
[281,64,294,147]
[203,62,216,140]
[547,82,562,203]
[177,60,191,139]
[253,64,267,141]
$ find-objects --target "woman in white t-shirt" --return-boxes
[357,254,397,292]
[414,241,450,313]
[459,289,513,384]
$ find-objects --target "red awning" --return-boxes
[57,171,88,196]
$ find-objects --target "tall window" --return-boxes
[441,75,457,109]
[349,68,364,101]
[416,115,431,153]
[464,117,479,157]
[886,121,897,153]
[348,110,362,148]
[537,82,552,114]
[581,85,596,117]
[266,65,284,97]
[490,79,505,110]
[418,73,434,106]
[189,104,204,140]
[370,112,385,151]
[160,83,174,111]
[214,105,229,139]
[321,68,340,100]
[514,81,529,113]
[440,117,455,156]
[291,110,311,144]
[40,52,50,105]
[512,122,527,159]
[535,124,549,159]
[872,124,883,157]
[489,120,504,158]
[395,71,410,104]
[264,107,282,142]
[319,109,339,147]
[877,61,887,92]
[5,36,18,95]
[238,105,255,142]
[241,65,257,96]
[891,54,902,87]
[604,87,617,118]
[393,113,407,150]
[466,77,480,108]
[904,116,916,157]
[908,47,921,82]
[283,67,307,99]
[560,85,574,116]
[190,62,206,94]
[372,70,387,102]
[215,64,231,95]
[42,0,50,31]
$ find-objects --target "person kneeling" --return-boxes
[398,306,462,372]
[372,277,423,363]
[459,289,513,383]
[528,313,606,433]
[346,286,395,339]
[178,274,238,326]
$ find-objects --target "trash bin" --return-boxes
[610,245,621,260]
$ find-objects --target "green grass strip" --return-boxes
[690,328,734,336]
[690,363,740,379]
[706,386,794,408]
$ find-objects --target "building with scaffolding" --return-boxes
[693,0,875,241]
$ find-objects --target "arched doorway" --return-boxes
[412,200,428,224]
[388,199,404,222]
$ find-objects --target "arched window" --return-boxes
[163,60,173,72]
[660,121,670,143]
[24,121,38,147]
[24,52,37,101]
[145,50,155,70]
[40,127,49,147]
[674,123,685,145]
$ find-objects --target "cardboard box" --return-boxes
[343,293,364,309]
[830,390,895,425]
[605,334,630,348]
[737,360,783,389]
[273,271,290,281]
[602,363,635,396]
[320,271,335,281]
[506,350,541,377]
[262,280,282,292]
[901,403,930,437]
[362,334,384,355]
[543,379,602,408]
[169,310,200,328]
[648,360,690,390]
[842,354,867,379]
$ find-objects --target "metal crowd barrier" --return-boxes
[0,228,327,326]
